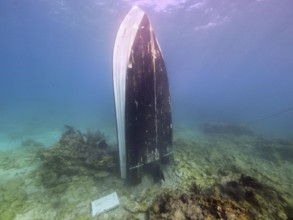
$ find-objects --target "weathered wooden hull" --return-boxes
[113,6,172,184]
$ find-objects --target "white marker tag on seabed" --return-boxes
[91,192,120,217]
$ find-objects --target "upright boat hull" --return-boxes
[113,6,172,183]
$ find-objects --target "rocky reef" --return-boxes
[148,174,291,220]
[144,134,293,220]
[38,126,116,187]
[1,124,292,220]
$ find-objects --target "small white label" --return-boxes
[91,192,120,217]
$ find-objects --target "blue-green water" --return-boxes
[0,1,293,219]
[1,0,293,149]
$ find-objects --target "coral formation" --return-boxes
[38,126,116,187]
[1,124,292,219]
[148,183,250,220]
[152,134,293,220]
[148,175,291,220]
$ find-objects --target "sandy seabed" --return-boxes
[0,124,292,220]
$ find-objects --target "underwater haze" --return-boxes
[1,1,293,220]
[1,0,293,149]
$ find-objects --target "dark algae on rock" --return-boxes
[148,183,250,220]
[38,126,116,187]
[148,175,292,220]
